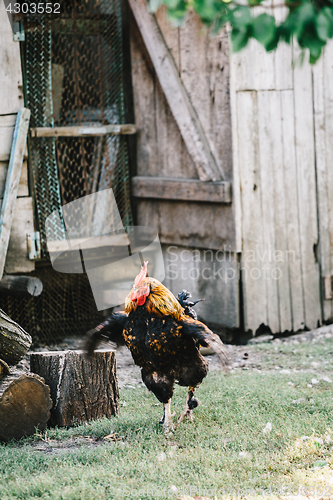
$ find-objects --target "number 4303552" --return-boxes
[6,3,61,14]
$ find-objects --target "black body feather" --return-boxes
[84,305,228,405]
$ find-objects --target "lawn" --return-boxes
[1,335,333,500]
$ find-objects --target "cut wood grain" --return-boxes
[30,124,136,138]
[0,308,32,366]
[0,370,52,442]
[132,177,231,203]
[0,108,30,280]
[30,350,119,427]
[128,0,223,181]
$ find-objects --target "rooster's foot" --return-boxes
[178,387,199,424]
[162,400,175,434]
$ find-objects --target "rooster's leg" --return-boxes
[163,399,175,433]
[177,387,199,424]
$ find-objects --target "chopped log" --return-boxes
[0,275,43,296]
[0,308,32,365]
[30,349,119,427]
[0,369,52,442]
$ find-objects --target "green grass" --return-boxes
[2,338,333,499]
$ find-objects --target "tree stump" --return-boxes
[0,309,32,365]
[30,349,119,427]
[0,369,52,442]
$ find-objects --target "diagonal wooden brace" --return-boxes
[128,0,224,182]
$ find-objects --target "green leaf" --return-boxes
[163,0,187,25]
[316,9,333,41]
[212,13,229,35]
[231,26,250,52]
[193,0,219,23]
[166,9,187,26]
[251,13,276,48]
[294,3,317,39]
[278,17,294,44]
[148,0,163,13]
[230,6,252,28]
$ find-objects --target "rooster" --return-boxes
[84,261,229,433]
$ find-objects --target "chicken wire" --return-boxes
[0,0,133,343]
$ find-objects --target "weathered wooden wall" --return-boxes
[230,32,330,333]
[130,8,235,250]
[0,2,34,274]
[312,42,333,324]
[129,7,239,329]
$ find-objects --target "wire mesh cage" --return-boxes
[0,0,133,344]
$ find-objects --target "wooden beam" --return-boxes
[132,176,231,203]
[127,0,223,182]
[47,232,130,254]
[0,275,43,297]
[0,108,30,280]
[30,124,136,138]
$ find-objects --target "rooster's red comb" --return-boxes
[134,261,148,287]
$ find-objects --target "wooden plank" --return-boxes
[31,124,136,138]
[0,115,17,127]
[229,50,243,253]
[156,200,236,250]
[132,177,231,203]
[0,161,29,198]
[4,197,35,274]
[236,91,267,333]
[259,90,292,332]
[155,6,180,71]
[312,53,331,321]
[280,90,305,331]
[179,14,232,180]
[0,2,24,114]
[273,2,293,91]
[257,91,280,333]
[0,108,31,279]
[0,126,16,161]
[162,245,239,329]
[323,43,333,265]
[293,48,321,329]
[47,233,130,254]
[323,42,333,319]
[153,8,200,180]
[130,14,158,177]
[128,0,223,181]
[232,39,276,92]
